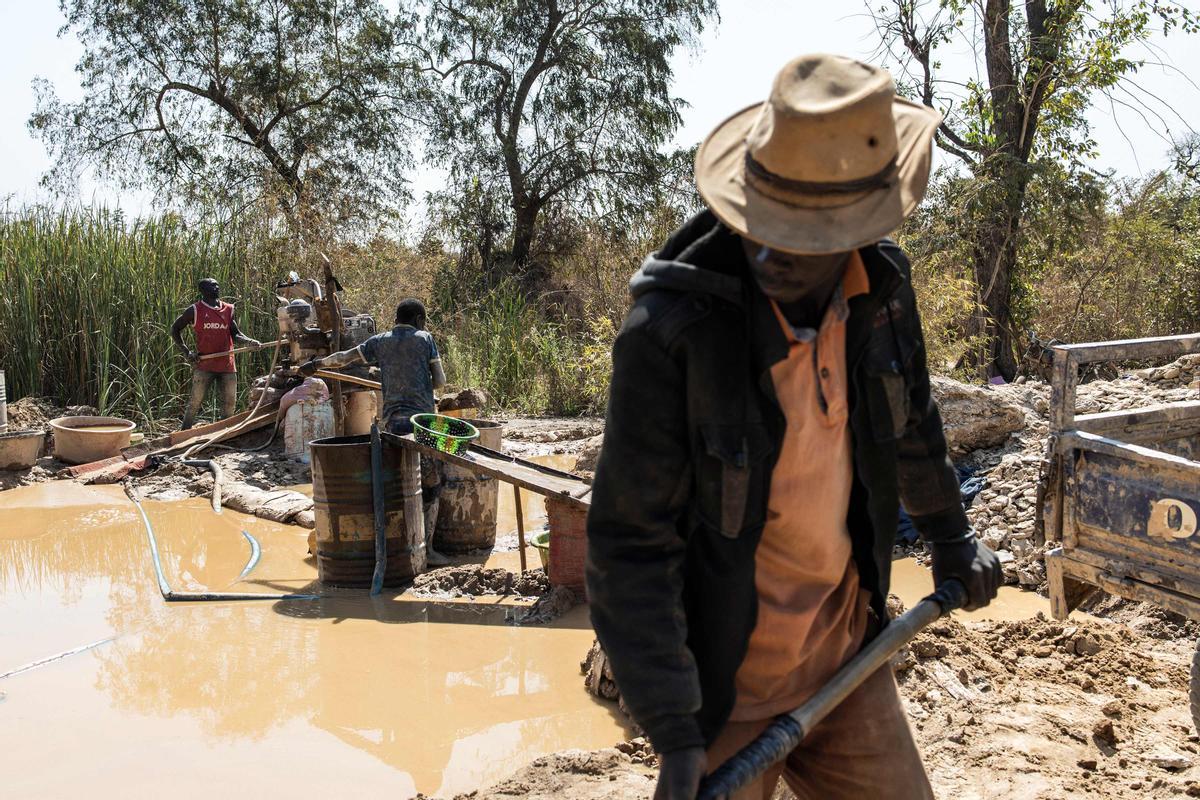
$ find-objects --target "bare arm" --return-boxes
[317,347,366,369]
[229,316,258,346]
[430,358,446,391]
[170,306,195,359]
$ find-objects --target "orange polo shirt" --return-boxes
[730,251,872,721]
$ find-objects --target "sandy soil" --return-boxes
[541,601,1200,800]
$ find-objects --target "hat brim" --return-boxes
[694,97,942,255]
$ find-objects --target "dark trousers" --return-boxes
[386,415,441,504]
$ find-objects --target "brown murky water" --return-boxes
[67,424,134,433]
[889,556,1052,622]
[0,481,627,799]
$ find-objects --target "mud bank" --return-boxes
[565,570,1200,800]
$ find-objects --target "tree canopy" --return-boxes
[30,0,413,236]
[415,0,716,297]
[873,0,1197,378]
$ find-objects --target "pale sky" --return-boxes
[2,0,1197,219]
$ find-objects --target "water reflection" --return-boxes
[0,481,626,797]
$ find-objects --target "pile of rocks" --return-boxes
[1134,352,1200,389]
[957,367,1198,586]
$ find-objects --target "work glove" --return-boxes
[298,359,320,377]
[929,533,1002,611]
[184,349,198,364]
[654,746,706,800]
[246,338,263,350]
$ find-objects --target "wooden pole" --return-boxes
[197,339,283,361]
[315,369,381,390]
[322,256,345,436]
[513,485,527,573]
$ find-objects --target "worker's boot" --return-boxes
[424,497,450,567]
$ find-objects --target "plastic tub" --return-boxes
[48,416,136,465]
[531,530,550,569]
[0,429,44,470]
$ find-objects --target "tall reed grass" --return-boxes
[0,207,618,426]
[0,207,290,428]
[433,281,614,416]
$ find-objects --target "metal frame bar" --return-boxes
[1050,333,1200,434]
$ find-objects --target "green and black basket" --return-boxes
[410,413,479,455]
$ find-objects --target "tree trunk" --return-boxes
[963,184,1025,381]
[510,199,548,301]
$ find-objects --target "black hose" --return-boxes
[181,458,223,513]
[124,482,319,602]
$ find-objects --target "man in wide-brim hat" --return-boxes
[587,54,1001,799]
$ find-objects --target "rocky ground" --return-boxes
[559,603,1200,800]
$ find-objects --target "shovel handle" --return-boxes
[697,579,968,799]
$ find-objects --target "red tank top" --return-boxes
[193,301,237,373]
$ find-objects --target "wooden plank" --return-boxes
[1056,332,1200,365]
[1065,544,1200,599]
[1063,431,1200,474]
[315,369,382,390]
[1074,402,1200,438]
[1055,553,1200,621]
[166,406,279,453]
[165,403,278,447]
[1045,549,1098,620]
[514,485,527,573]
[385,433,590,509]
[1050,349,1079,433]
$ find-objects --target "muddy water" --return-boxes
[889,556,1052,622]
[0,481,627,799]
[494,453,577,543]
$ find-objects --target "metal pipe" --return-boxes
[698,581,968,799]
[369,421,387,596]
[182,459,223,513]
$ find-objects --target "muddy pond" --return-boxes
[1,463,1057,799]
[0,481,628,798]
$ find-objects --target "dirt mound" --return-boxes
[515,585,579,624]
[1082,596,1200,641]
[899,614,1198,798]
[573,609,1200,799]
[438,388,489,412]
[5,397,65,431]
[410,565,550,598]
[932,377,1027,455]
[445,748,656,799]
[1135,353,1200,389]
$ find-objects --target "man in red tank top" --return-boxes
[170,278,261,429]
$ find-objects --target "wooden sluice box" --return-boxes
[1039,333,1200,729]
[387,432,591,594]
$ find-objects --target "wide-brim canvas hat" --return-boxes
[695,53,942,255]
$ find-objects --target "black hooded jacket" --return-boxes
[585,210,969,755]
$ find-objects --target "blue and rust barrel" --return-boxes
[434,420,503,553]
[310,434,424,587]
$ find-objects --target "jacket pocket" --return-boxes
[864,369,910,442]
[698,423,772,538]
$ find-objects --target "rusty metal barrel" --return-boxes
[434,419,503,553]
[310,434,424,587]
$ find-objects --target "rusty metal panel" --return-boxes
[1070,449,1200,582]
